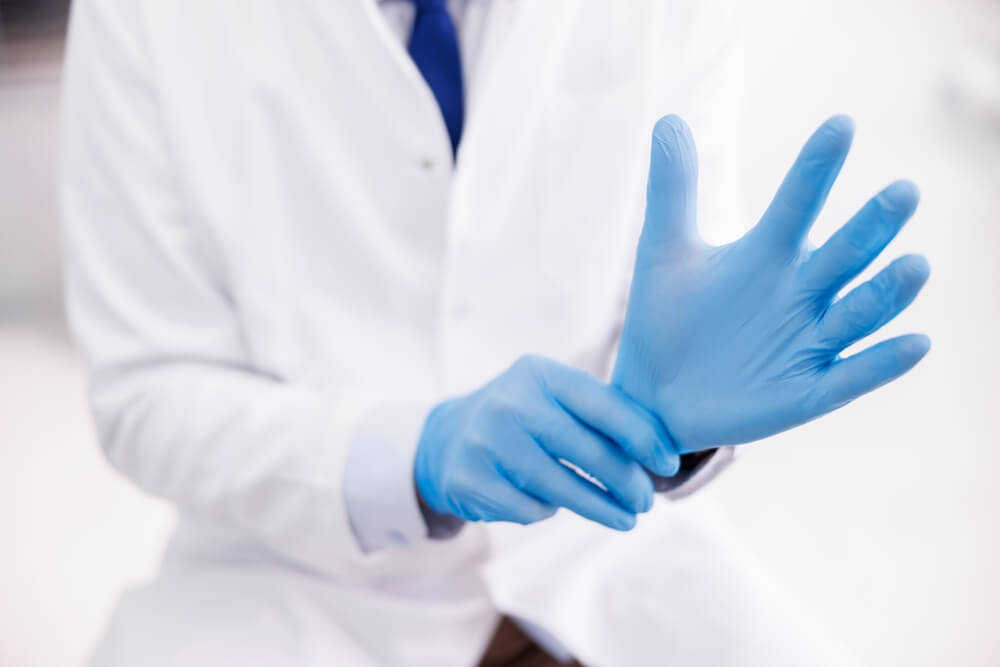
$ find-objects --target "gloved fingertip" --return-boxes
[898,253,931,286]
[652,114,687,138]
[803,114,855,162]
[905,251,930,272]
[651,115,694,156]
[877,180,920,216]
[641,487,654,513]
[905,333,932,358]
[613,513,638,531]
[823,114,856,138]
[624,467,655,513]
[644,457,668,479]
[657,448,681,478]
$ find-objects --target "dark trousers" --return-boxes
[477,617,585,667]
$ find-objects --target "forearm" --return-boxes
[90,358,372,567]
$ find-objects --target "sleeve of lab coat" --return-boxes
[60,0,403,568]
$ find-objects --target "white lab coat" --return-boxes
[61,0,851,665]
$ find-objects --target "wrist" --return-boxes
[414,399,468,538]
[611,329,653,396]
[416,480,466,538]
[413,398,457,517]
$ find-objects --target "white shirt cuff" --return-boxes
[343,401,437,554]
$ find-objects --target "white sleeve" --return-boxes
[60,0,422,568]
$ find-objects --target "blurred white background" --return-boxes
[1,0,997,665]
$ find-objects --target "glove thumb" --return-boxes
[636,115,700,267]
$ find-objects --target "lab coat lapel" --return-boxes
[320,0,455,160]
[454,2,569,179]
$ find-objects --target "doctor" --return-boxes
[62,1,929,665]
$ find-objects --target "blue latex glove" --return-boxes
[613,115,931,453]
[414,356,681,530]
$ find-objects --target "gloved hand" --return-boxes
[414,355,681,530]
[613,115,931,453]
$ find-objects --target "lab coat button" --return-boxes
[420,157,435,171]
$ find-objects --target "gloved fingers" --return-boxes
[464,480,557,525]
[527,404,654,514]
[636,114,700,267]
[500,443,638,531]
[817,254,930,351]
[751,115,854,256]
[541,362,680,477]
[799,180,919,294]
[811,333,930,414]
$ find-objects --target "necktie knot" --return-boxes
[411,0,447,11]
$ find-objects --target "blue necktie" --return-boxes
[408,0,465,155]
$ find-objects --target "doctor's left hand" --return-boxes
[614,115,931,454]
[414,356,681,531]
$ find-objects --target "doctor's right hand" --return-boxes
[414,355,681,531]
